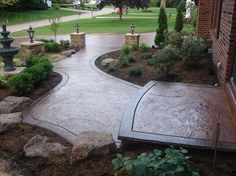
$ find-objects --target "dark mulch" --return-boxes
[96,50,218,86]
[0,72,62,101]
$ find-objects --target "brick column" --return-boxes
[125,33,140,47]
[70,32,86,51]
[20,41,45,57]
[196,0,214,38]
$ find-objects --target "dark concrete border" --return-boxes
[22,69,77,144]
[119,81,236,151]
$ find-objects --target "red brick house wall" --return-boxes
[196,0,236,83]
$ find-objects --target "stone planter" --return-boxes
[70,32,86,51]
[20,41,45,57]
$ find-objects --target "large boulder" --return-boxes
[101,58,119,67]
[0,96,32,114]
[24,135,67,158]
[71,131,117,161]
[0,112,22,134]
[61,49,76,57]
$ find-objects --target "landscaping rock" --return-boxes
[24,135,67,158]
[71,131,117,161]
[101,58,119,67]
[0,112,22,134]
[61,49,76,57]
[0,96,32,114]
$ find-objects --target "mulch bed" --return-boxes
[0,72,62,101]
[96,50,218,86]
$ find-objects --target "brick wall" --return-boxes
[196,0,214,38]
[211,0,236,83]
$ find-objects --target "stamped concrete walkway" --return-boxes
[23,33,155,144]
[8,8,113,33]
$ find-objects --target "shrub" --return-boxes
[0,76,9,88]
[52,3,60,10]
[181,36,206,67]
[147,58,155,66]
[166,31,183,48]
[126,55,136,63]
[175,7,184,32]
[141,52,153,60]
[154,7,168,46]
[130,43,139,51]
[10,56,53,94]
[119,56,129,67]
[9,72,33,94]
[128,67,142,77]
[177,0,186,12]
[121,44,130,56]
[107,65,115,73]
[154,45,178,76]
[60,40,70,50]
[45,41,60,52]
[139,43,149,52]
[112,147,200,176]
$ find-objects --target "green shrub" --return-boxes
[9,72,33,94]
[128,67,142,77]
[45,41,60,52]
[121,44,130,56]
[147,58,155,66]
[154,45,178,76]
[112,147,200,176]
[141,52,153,60]
[139,43,149,52]
[0,76,9,88]
[130,43,139,51]
[181,36,206,67]
[175,7,184,32]
[60,40,70,50]
[25,56,50,67]
[52,3,60,10]
[119,55,129,67]
[107,65,115,73]
[177,0,186,12]
[166,31,183,48]
[155,7,168,46]
[126,55,136,63]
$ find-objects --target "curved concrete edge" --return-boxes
[119,81,236,151]
[89,50,142,89]
[22,69,77,144]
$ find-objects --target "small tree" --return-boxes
[175,7,183,32]
[154,7,168,46]
[49,16,62,42]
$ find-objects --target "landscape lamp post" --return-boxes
[130,24,136,34]
[75,24,80,33]
[27,26,35,43]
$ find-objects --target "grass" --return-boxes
[12,7,194,37]
[0,9,80,25]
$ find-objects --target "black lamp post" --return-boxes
[27,26,35,43]
[130,24,136,35]
[75,24,80,33]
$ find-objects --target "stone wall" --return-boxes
[20,42,45,57]
[70,33,86,50]
[125,34,140,47]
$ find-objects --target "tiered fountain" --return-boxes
[0,24,20,71]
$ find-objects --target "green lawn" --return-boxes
[12,7,194,37]
[0,9,80,25]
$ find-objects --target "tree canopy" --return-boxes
[0,0,18,8]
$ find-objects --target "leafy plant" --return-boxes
[45,41,60,52]
[60,40,70,50]
[0,76,9,88]
[147,58,155,66]
[141,52,153,60]
[130,43,139,51]
[140,43,149,52]
[126,55,136,63]
[154,45,178,76]
[112,147,200,176]
[175,7,183,32]
[119,55,129,67]
[107,65,115,73]
[181,36,205,67]
[25,55,49,67]
[121,44,130,56]
[128,67,142,77]
[49,16,62,42]
[166,31,183,48]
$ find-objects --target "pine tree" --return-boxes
[155,7,168,46]
[175,7,183,32]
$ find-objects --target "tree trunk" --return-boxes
[119,6,123,21]
[160,0,166,8]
